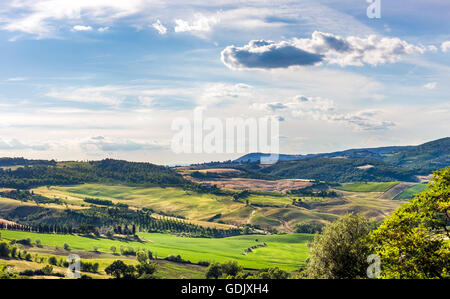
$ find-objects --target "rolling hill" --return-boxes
[234,137,449,172]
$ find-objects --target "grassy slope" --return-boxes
[0,230,312,270]
[393,184,428,201]
[34,184,242,221]
[30,183,405,233]
[335,182,399,192]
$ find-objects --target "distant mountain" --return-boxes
[234,137,449,171]
[383,137,450,170]
[234,153,303,163]
[245,158,419,183]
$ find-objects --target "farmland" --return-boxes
[27,182,407,233]
[334,182,399,192]
[0,230,312,271]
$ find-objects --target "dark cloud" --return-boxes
[221,40,324,70]
[222,32,427,70]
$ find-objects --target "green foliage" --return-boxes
[221,260,243,277]
[371,167,450,279]
[0,159,187,189]
[205,262,222,279]
[293,222,324,234]
[243,158,419,182]
[0,189,60,205]
[83,197,114,206]
[248,267,290,279]
[0,241,11,257]
[306,214,371,279]
[384,137,450,170]
[41,265,53,275]
[105,260,136,279]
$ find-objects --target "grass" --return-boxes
[393,184,428,201]
[335,182,399,192]
[0,230,312,270]
[29,182,405,233]
[33,184,243,221]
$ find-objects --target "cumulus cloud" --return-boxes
[222,31,427,70]
[252,95,394,131]
[441,41,450,53]
[424,82,437,90]
[72,25,93,31]
[98,26,109,32]
[174,13,219,33]
[152,19,167,35]
[81,136,166,152]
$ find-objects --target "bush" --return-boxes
[0,242,11,257]
[17,238,32,246]
[198,261,210,267]
[306,214,371,279]
[294,222,325,234]
[221,261,243,277]
[48,256,58,266]
[205,263,222,279]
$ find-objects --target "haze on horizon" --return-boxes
[0,0,449,165]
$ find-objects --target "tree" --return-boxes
[0,242,11,257]
[221,260,243,277]
[371,167,450,279]
[205,263,222,279]
[306,214,371,279]
[136,250,149,264]
[105,260,135,279]
[249,267,290,279]
[42,265,53,275]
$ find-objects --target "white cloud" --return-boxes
[72,25,93,31]
[252,95,395,131]
[197,83,252,106]
[98,26,109,32]
[441,41,450,53]
[46,86,124,105]
[424,82,437,90]
[152,19,167,35]
[6,77,27,81]
[222,31,428,70]
[0,137,50,151]
[174,13,219,33]
[1,0,145,37]
[81,136,166,152]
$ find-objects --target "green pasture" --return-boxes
[0,230,312,270]
[393,184,428,200]
[335,182,399,192]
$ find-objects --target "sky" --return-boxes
[0,0,449,165]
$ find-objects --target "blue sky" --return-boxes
[0,0,449,164]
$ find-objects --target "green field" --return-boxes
[28,182,405,233]
[393,184,428,200]
[34,184,242,221]
[0,230,312,270]
[335,182,399,192]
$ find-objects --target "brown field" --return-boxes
[195,168,244,174]
[189,178,312,193]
